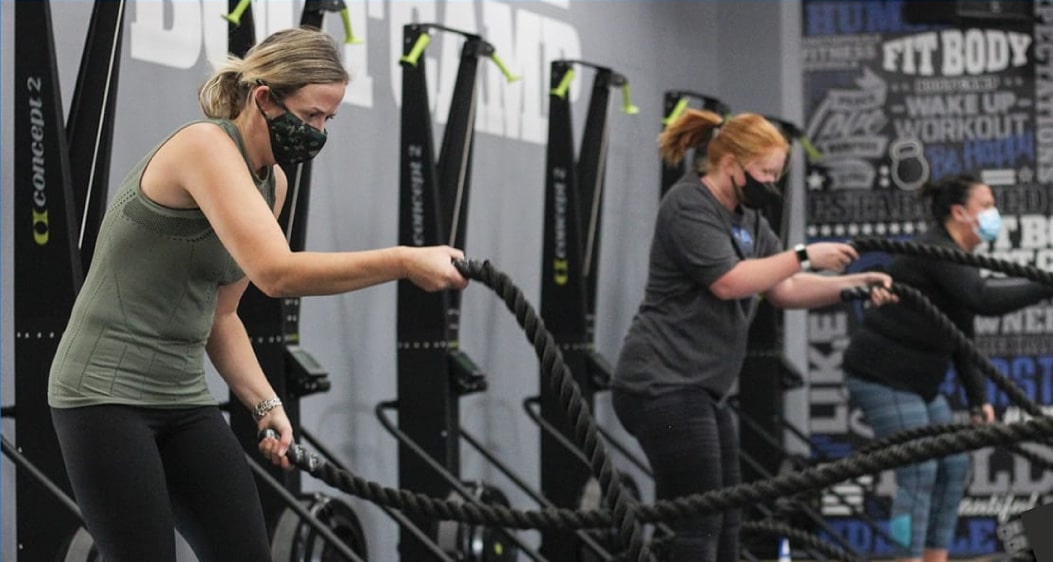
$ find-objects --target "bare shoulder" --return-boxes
[154,122,244,180]
[166,121,238,157]
[144,121,249,207]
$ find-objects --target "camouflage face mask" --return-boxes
[257,93,327,166]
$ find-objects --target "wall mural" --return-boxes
[803,1,1053,557]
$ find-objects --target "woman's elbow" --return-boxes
[250,264,297,298]
[709,279,741,301]
[252,277,289,298]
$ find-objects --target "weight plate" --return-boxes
[271,493,368,562]
[436,481,518,561]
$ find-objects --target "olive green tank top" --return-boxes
[48,120,276,408]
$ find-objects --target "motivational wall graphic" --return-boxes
[802,1,1053,557]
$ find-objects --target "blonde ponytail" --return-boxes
[198,56,251,119]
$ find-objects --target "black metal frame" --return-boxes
[246,452,366,562]
[299,428,450,561]
[394,23,515,561]
[67,1,125,269]
[377,402,541,561]
[13,2,123,559]
[523,397,679,560]
[10,2,367,559]
[458,419,616,560]
[536,59,636,560]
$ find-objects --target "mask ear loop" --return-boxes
[732,158,749,191]
[254,78,270,100]
[777,150,792,183]
[254,79,292,115]
[252,79,276,120]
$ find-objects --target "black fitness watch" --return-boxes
[794,243,811,271]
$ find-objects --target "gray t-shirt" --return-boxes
[612,173,781,398]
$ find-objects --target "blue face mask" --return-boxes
[974,208,1001,242]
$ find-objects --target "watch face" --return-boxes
[795,244,808,260]
[794,244,810,271]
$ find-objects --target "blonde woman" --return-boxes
[48,27,465,561]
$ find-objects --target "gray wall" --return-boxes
[1,0,804,559]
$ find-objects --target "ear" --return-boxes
[950,203,970,222]
[252,84,277,112]
[719,152,739,175]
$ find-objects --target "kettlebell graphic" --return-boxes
[890,138,929,191]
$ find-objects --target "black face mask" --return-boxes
[735,167,781,210]
[256,94,328,166]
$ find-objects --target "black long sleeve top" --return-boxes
[843,225,1053,406]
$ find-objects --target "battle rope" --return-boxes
[265,240,1053,560]
[859,421,1053,457]
[642,418,1053,522]
[455,258,650,560]
[842,281,1046,417]
[852,237,1053,287]
[286,258,651,560]
[854,421,1053,474]
[279,409,1053,528]
[273,256,1053,544]
[856,423,985,456]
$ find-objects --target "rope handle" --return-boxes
[259,428,326,472]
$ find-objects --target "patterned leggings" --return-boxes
[845,375,970,558]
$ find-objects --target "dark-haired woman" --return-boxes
[843,174,1053,562]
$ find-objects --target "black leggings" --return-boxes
[51,404,271,562]
[612,388,740,562]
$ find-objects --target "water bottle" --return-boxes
[777,537,791,562]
